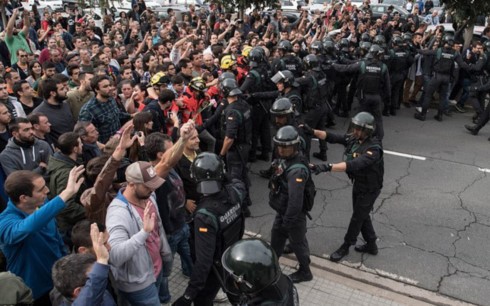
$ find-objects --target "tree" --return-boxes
[441,0,490,48]
[215,0,280,17]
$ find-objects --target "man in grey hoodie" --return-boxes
[0,117,51,177]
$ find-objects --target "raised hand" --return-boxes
[90,223,109,264]
[143,202,156,233]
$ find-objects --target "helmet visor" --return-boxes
[271,71,285,84]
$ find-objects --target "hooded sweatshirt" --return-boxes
[0,138,51,176]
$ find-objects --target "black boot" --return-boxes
[390,108,396,116]
[289,266,313,283]
[313,151,327,161]
[329,243,350,263]
[434,111,443,122]
[414,112,426,121]
[354,241,378,255]
[465,124,480,135]
[242,206,251,218]
[382,108,390,117]
[259,167,273,179]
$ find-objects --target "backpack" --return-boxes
[285,163,317,213]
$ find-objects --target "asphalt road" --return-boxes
[245,104,490,306]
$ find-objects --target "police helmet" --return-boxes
[402,32,412,43]
[218,72,236,83]
[442,34,455,47]
[190,152,225,194]
[220,78,242,97]
[309,41,323,54]
[273,125,300,146]
[373,35,386,45]
[221,54,237,70]
[361,32,371,43]
[366,44,384,59]
[249,47,265,68]
[270,98,294,116]
[189,77,207,92]
[484,40,490,52]
[323,40,336,54]
[278,40,293,53]
[221,239,281,295]
[303,54,320,71]
[392,36,403,47]
[360,41,372,53]
[270,70,298,87]
[350,112,375,138]
[339,38,349,52]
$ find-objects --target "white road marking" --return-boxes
[244,230,262,238]
[383,150,427,161]
[478,168,490,173]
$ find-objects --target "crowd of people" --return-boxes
[0,0,490,304]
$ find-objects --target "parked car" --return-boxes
[369,4,420,22]
[22,0,62,12]
[426,23,485,42]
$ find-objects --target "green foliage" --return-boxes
[441,0,490,25]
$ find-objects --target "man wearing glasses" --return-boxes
[11,50,29,80]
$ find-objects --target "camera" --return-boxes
[18,7,24,12]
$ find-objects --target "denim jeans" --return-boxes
[156,265,172,304]
[119,283,160,306]
[166,223,193,277]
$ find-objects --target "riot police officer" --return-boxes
[219,78,253,217]
[414,34,466,121]
[240,46,273,162]
[173,152,246,306]
[331,44,391,140]
[259,98,310,179]
[273,40,303,77]
[221,238,299,306]
[302,112,384,263]
[297,54,329,161]
[269,125,313,283]
[386,36,414,116]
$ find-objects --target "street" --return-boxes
[246,104,490,306]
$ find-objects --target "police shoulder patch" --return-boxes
[199,227,208,233]
[227,117,234,120]
[295,178,303,183]
[366,151,373,155]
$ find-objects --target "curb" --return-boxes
[280,254,475,306]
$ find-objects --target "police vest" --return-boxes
[221,100,252,146]
[196,184,245,260]
[344,137,384,192]
[389,49,409,74]
[283,55,303,78]
[433,48,456,74]
[359,61,386,94]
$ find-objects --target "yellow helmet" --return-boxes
[150,71,167,86]
[189,77,207,92]
[242,46,253,58]
[220,55,236,70]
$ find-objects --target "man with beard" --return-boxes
[0,118,51,176]
[47,132,87,245]
[106,161,172,306]
[11,49,30,80]
[0,80,26,119]
[66,72,95,121]
[78,75,132,143]
[32,78,74,147]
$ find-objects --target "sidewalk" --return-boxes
[167,252,474,306]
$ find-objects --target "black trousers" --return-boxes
[271,212,310,267]
[227,146,251,207]
[304,104,328,154]
[251,102,271,157]
[344,189,380,245]
[421,74,451,114]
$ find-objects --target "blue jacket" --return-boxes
[0,196,67,299]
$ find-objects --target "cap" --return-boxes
[125,161,165,189]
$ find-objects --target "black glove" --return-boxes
[311,163,332,175]
[172,295,192,306]
[242,94,251,100]
[300,123,314,136]
[468,85,479,92]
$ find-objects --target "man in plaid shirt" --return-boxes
[78,75,131,143]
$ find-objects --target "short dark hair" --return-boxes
[86,155,110,183]
[73,121,91,137]
[90,75,110,91]
[52,253,96,299]
[170,75,184,85]
[177,58,191,70]
[12,80,29,97]
[27,112,47,125]
[8,117,31,133]
[41,78,59,100]
[4,170,42,204]
[145,132,171,161]
[67,64,80,76]
[57,132,80,155]
[42,60,56,71]
[72,220,106,253]
[52,73,70,83]
[158,89,175,104]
